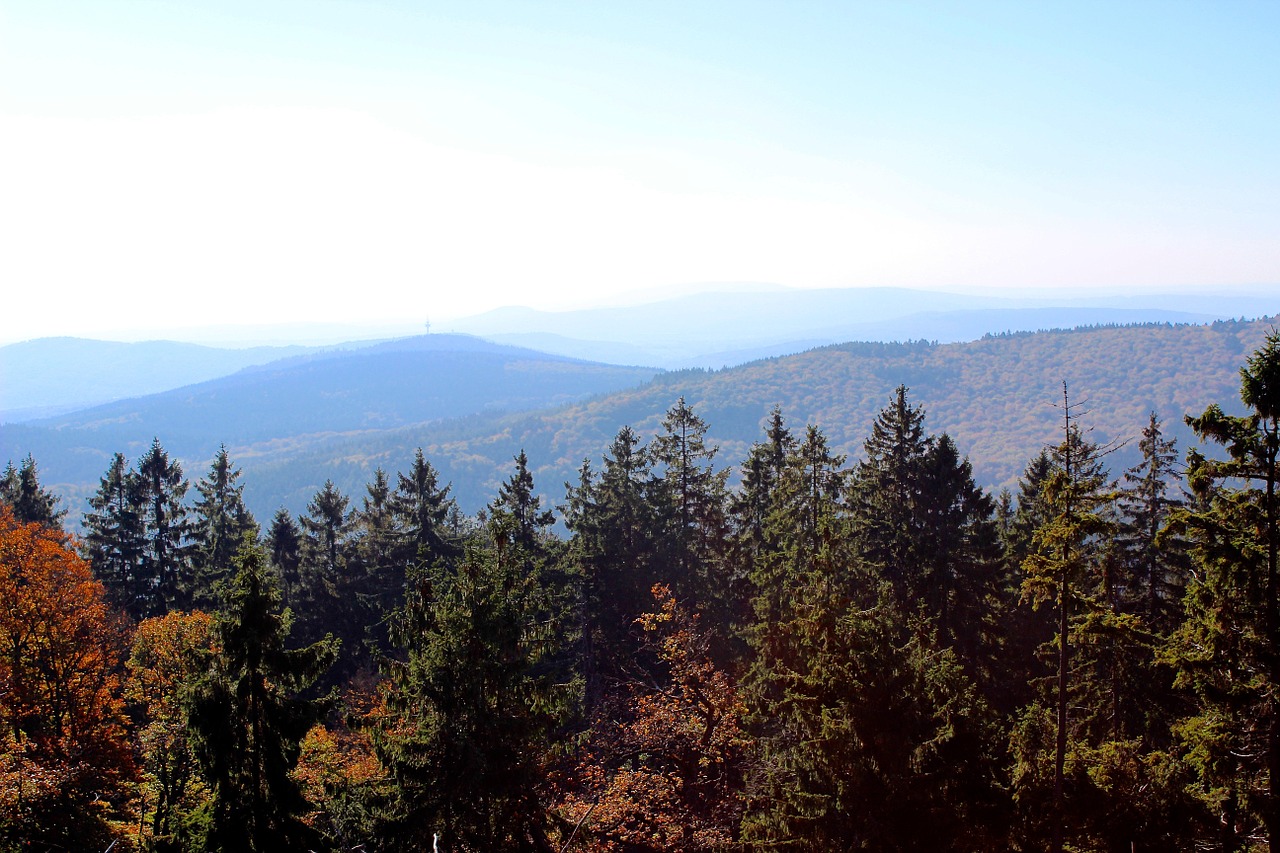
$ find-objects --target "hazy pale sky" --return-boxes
[1,1,1277,343]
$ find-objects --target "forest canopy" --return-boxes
[2,329,1280,851]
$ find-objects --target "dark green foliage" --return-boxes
[390,448,462,570]
[1117,413,1189,635]
[650,398,731,651]
[372,538,573,851]
[267,507,302,609]
[187,537,338,852]
[1166,330,1280,849]
[136,439,194,616]
[0,454,64,529]
[296,480,361,683]
[563,425,660,690]
[190,445,257,609]
[83,451,147,616]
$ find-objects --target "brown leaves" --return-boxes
[554,585,749,852]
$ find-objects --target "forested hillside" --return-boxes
[0,334,660,515]
[4,330,1280,851]
[4,318,1273,524]
[228,316,1278,517]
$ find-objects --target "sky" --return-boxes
[1,1,1277,344]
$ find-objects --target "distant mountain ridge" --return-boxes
[445,286,1276,366]
[4,317,1275,528]
[0,337,339,422]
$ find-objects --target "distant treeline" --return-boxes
[3,331,1280,852]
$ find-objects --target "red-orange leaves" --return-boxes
[555,585,749,852]
[0,505,136,847]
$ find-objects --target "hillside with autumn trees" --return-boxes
[4,328,1280,851]
[3,317,1276,524]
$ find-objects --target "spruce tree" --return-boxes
[190,445,257,608]
[83,452,146,618]
[1167,330,1280,848]
[390,448,461,570]
[135,439,194,616]
[1116,413,1189,635]
[0,454,64,529]
[373,528,572,850]
[267,507,302,610]
[187,537,338,852]
[563,425,659,689]
[1014,388,1150,852]
[650,398,729,628]
[297,480,358,681]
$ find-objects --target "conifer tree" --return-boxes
[297,480,358,680]
[1014,388,1154,852]
[1116,412,1188,635]
[489,449,556,559]
[650,398,729,627]
[372,527,572,850]
[190,445,257,608]
[728,407,796,642]
[267,507,302,610]
[563,425,659,688]
[0,454,64,529]
[390,448,461,570]
[83,451,147,617]
[352,468,404,654]
[187,537,338,852]
[849,388,1003,676]
[135,439,194,616]
[849,385,929,597]
[1167,330,1280,849]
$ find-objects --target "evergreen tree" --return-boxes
[563,425,659,690]
[650,398,730,626]
[297,480,358,680]
[1116,412,1189,635]
[83,452,147,618]
[187,537,338,852]
[267,507,302,610]
[372,536,573,851]
[849,385,929,597]
[489,450,556,559]
[390,448,461,570]
[353,468,404,654]
[1013,388,1157,852]
[728,407,796,643]
[135,439,194,616]
[1167,330,1280,849]
[849,388,1004,678]
[190,445,257,608]
[0,454,64,529]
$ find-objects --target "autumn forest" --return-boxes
[3,331,1280,853]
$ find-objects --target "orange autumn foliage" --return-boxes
[0,504,136,847]
[554,585,749,852]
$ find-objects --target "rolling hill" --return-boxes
[0,334,660,517]
[10,317,1275,527]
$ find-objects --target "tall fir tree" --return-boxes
[390,448,461,571]
[187,537,338,852]
[1116,412,1189,635]
[563,425,660,690]
[0,454,64,529]
[372,532,573,850]
[1167,330,1280,849]
[650,398,730,633]
[1011,387,1163,852]
[135,439,194,616]
[83,452,147,618]
[297,480,359,682]
[190,445,257,609]
[267,507,302,610]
